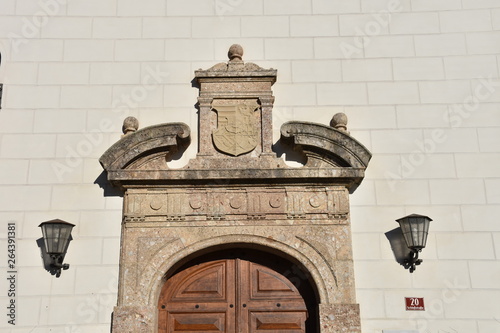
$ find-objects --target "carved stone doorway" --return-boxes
[158,249,318,333]
[100,45,371,333]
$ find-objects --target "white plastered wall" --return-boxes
[0,0,499,332]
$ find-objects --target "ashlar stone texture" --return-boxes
[100,45,371,333]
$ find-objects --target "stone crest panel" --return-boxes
[212,99,260,156]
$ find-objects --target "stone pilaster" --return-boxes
[112,306,156,333]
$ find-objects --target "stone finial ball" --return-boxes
[330,113,348,130]
[122,116,139,134]
[228,44,243,61]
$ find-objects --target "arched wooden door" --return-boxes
[158,259,308,333]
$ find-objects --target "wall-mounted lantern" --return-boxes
[39,219,75,277]
[396,214,433,273]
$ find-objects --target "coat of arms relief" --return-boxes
[211,99,260,156]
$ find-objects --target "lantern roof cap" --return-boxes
[396,214,433,222]
[39,219,75,228]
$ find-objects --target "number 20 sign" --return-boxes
[405,297,425,311]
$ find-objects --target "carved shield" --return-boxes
[212,101,259,156]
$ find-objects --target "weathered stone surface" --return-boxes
[319,304,362,333]
[111,305,156,333]
[280,121,371,169]
[122,116,139,136]
[121,186,349,223]
[194,45,277,159]
[330,112,349,133]
[211,99,261,156]
[101,45,371,333]
[99,122,190,185]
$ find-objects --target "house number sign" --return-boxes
[405,297,425,311]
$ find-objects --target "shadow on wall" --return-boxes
[385,228,411,267]
[272,140,308,166]
[94,171,124,197]
[36,237,72,277]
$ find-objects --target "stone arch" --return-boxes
[144,234,336,308]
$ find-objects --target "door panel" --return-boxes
[170,312,226,332]
[168,261,231,302]
[159,260,235,333]
[159,258,307,333]
[239,260,307,333]
[249,263,304,299]
[250,312,307,332]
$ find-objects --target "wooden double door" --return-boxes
[158,258,308,332]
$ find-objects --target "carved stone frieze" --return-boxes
[123,215,145,223]
[122,186,350,226]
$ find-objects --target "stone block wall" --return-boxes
[0,0,499,332]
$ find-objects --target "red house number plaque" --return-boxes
[405,297,425,311]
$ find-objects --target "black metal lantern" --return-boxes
[396,214,432,273]
[39,219,75,277]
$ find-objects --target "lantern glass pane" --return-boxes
[415,217,424,247]
[399,218,413,248]
[421,218,430,247]
[411,219,419,247]
[40,221,74,255]
[397,214,432,250]
[57,224,73,253]
[41,223,51,252]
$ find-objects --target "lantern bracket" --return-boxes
[48,254,70,277]
[404,249,423,273]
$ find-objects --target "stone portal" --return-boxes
[100,45,371,332]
